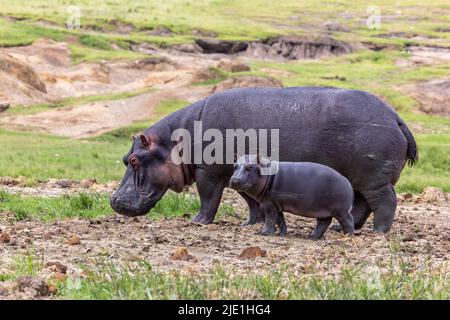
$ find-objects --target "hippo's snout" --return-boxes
[229,177,247,192]
[110,192,155,217]
[109,176,160,217]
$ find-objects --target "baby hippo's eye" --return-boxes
[245,165,252,172]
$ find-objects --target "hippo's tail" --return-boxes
[398,118,418,166]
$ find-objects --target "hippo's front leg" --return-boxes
[192,168,226,225]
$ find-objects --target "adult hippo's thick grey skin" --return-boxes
[110,87,418,233]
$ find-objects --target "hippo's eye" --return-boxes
[245,165,252,172]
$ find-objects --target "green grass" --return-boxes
[397,134,450,193]
[2,250,447,299]
[58,256,449,299]
[1,0,450,46]
[0,252,44,282]
[0,189,233,222]
[0,191,111,221]
[0,128,130,183]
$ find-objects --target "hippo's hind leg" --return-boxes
[239,192,265,226]
[362,184,397,233]
[352,191,372,230]
[311,217,332,240]
[192,169,226,225]
[333,208,355,235]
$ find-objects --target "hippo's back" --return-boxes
[201,87,399,130]
[199,87,408,190]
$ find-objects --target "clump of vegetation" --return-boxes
[0,192,111,221]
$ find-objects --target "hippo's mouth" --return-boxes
[109,173,166,216]
[110,191,160,217]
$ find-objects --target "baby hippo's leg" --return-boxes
[277,212,287,236]
[334,210,355,235]
[311,217,332,240]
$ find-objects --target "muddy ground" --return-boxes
[0,181,448,299]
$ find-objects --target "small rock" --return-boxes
[238,246,267,259]
[67,235,81,245]
[47,284,58,295]
[152,235,168,244]
[46,261,67,274]
[0,232,11,243]
[170,247,197,261]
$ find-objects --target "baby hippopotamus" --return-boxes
[229,155,355,239]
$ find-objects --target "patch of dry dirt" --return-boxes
[0,53,50,106]
[399,78,450,117]
[397,45,450,67]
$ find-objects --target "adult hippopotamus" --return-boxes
[229,154,355,239]
[110,87,417,232]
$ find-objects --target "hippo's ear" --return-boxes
[233,153,238,163]
[131,135,136,141]
[140,134,151,148]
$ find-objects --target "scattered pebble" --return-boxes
[170,247,197,261]
[67,235,81,245]
[238,246,267,259]
[45,261,67,274]
[0,232,11,243]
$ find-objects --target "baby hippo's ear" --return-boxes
[234,153,238,163]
